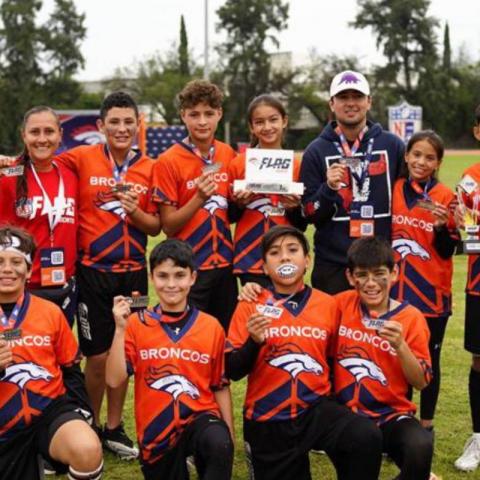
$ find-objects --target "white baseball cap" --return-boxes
[329,71,370,97]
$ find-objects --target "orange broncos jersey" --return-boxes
[391,178,456,317]
[459,165,480,295]
[0,294,80,442]
[124,306,227,465]
[57,145,157,273]
[229,152,301,274]
[333,290,431,424]
[226,287,338,422]
[151,141,236,270]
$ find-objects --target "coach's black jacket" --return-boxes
[300,120,405,267]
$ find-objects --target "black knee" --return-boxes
[341,416,383,455]
[197,424,233,468]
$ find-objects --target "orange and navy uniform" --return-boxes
[228,153,302,275]
[391,178,457,317]
[124,306,227,465]
[458,165,480,296]
[333,290,432,424]
[151,141,236,270]
[226,287,338,422]
[57,145,157,273]
[0,162,77,288]
[0,294,80,442]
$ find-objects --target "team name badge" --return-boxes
[256,304,283,319]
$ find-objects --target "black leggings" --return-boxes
[141,414,233,480]
[420,315,449,421]
[381,415,433,480]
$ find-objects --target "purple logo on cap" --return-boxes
[338,72,360,85]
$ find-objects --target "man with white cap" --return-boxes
[300,70,405,294]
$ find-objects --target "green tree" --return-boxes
[178,15,190,76]
[216,0,289,143]
[0,0,85,153]
[443,21,451,71]
[351,0,438,96]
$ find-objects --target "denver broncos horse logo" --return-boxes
[392,237,430,260]
[2,362,53,389]
[95,191,126,219]
[203,194,228,215]
[338,346,387,386]
[246,197,272,218]
[266,344,323,379]
[73,131,105,145]
[146,366,199,402]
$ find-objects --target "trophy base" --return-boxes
[464,239,480,254]
[233,180,304,195]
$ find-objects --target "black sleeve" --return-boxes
[61,363,93,414]
[433,225,460,259]
[225,337,262,381]
[285,206,308,231]
[0,368,4,379]
[228,201,244,224]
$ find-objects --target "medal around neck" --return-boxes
[234,148,304,195]
[276,263,298,278]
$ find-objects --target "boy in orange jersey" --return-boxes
[106,239,233,480]
[0,226,103,480]
[151,80,237,331]
[334,237,433,480]
[454,104,480,472]
[226,225,382,480]
[57,92,161,458]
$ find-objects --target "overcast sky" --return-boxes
[41,0,480,81]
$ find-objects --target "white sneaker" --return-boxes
[455,434,480,471]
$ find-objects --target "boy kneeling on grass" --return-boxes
[334,237,435,480]
[227,225,383,480]
[0,226,103,480]
[106,239,233,480]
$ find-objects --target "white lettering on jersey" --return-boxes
[7,335,52,347]
[338,325,397,356]
[89,177,148,195]
[392,214,434,232]
[28,197,76,220]
[139,347,210,364]
[186,172,229,190]
[265,325,327,340]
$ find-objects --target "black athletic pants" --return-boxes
[381,415,433,480]
[420,315,449,421]
[243,398,382,480]
[141,414,233,480]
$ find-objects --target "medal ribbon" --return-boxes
[107,148,136,184]
[265,284,304,307]
[181,138,215,166]
[410,178,432,202]
[30,162,66,244]
[146,304,190,324]
[0,294,24,329]
[333,126,374,191]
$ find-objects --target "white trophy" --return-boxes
[233,148,304,196]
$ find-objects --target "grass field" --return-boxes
[98,152,480,479]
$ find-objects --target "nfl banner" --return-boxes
[388,101,422,143]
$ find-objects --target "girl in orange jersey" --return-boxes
[229,95,306,287]
[391,130,458,430]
